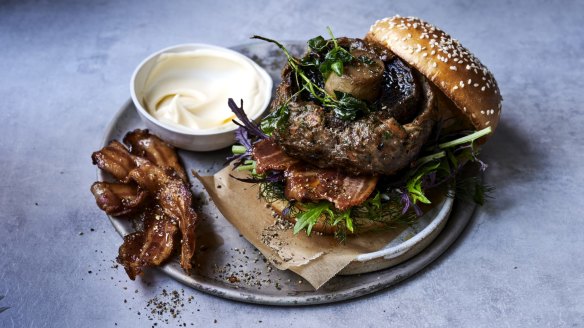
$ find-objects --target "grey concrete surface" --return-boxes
[1,0,582,327]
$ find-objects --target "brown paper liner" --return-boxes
[195,165,407,289]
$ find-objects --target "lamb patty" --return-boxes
[271,38,437,176]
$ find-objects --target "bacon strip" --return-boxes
[284,165,378,211]
[252,139,378,211]
[91,140,136,181]
[124,129,188,183]
[253,139,299,174]
[117,208,179,280]
[128,158,197,274]
[90,182,148,217]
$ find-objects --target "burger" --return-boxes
[227,16,501,239]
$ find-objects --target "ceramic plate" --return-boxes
[95,42,475,305]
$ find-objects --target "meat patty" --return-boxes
[271,38,437,176]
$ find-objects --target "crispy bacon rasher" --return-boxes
[252,139,378,211]
[90,130,197,279]
[117,208,179,280]
[127,157,197,273]
[124,129,188,182]
[91,140,136,182]
[90,181,148,217]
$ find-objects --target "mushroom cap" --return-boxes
[366,16,502,139]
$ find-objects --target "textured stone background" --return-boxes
[1,0,582,327]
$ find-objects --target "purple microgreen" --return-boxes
[234,127,253,150]
[226,98,268,167]
[228,98,267,140]
[265,170,285,183]
[399,190,423,216]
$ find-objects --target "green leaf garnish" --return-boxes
[330,60,344,76]
[307,35,328,52]
[333,91,370,121]
[253,27,374,122]
[293,202,331,235]
[403,127,494,206]
[406,161,441,204]
[260,103,290,136]
[321,46,353,78]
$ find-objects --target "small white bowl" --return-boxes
[130,44,273,151]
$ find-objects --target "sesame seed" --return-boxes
[449,66,457,71]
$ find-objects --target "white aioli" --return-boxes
[142,49,268,131]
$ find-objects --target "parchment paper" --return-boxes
[195,165,406,289]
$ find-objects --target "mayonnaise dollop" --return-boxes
[142,49,269,132]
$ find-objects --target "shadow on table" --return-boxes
[477,120,546,217]
[396,120,546,280]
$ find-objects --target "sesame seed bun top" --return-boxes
[365,16,502,137]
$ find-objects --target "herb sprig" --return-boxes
[252,28,372,122]
[403,127,492,208]
[305,27,354,78]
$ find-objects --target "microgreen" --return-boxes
[260,103,290,136]
[252,28,373,122]
[406,161,442,205]
[293,202,333,235]
[306,27,354,78]
[332,91,370,121]
[400,126,494,209]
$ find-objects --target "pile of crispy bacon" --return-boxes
[90,129,197,280]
